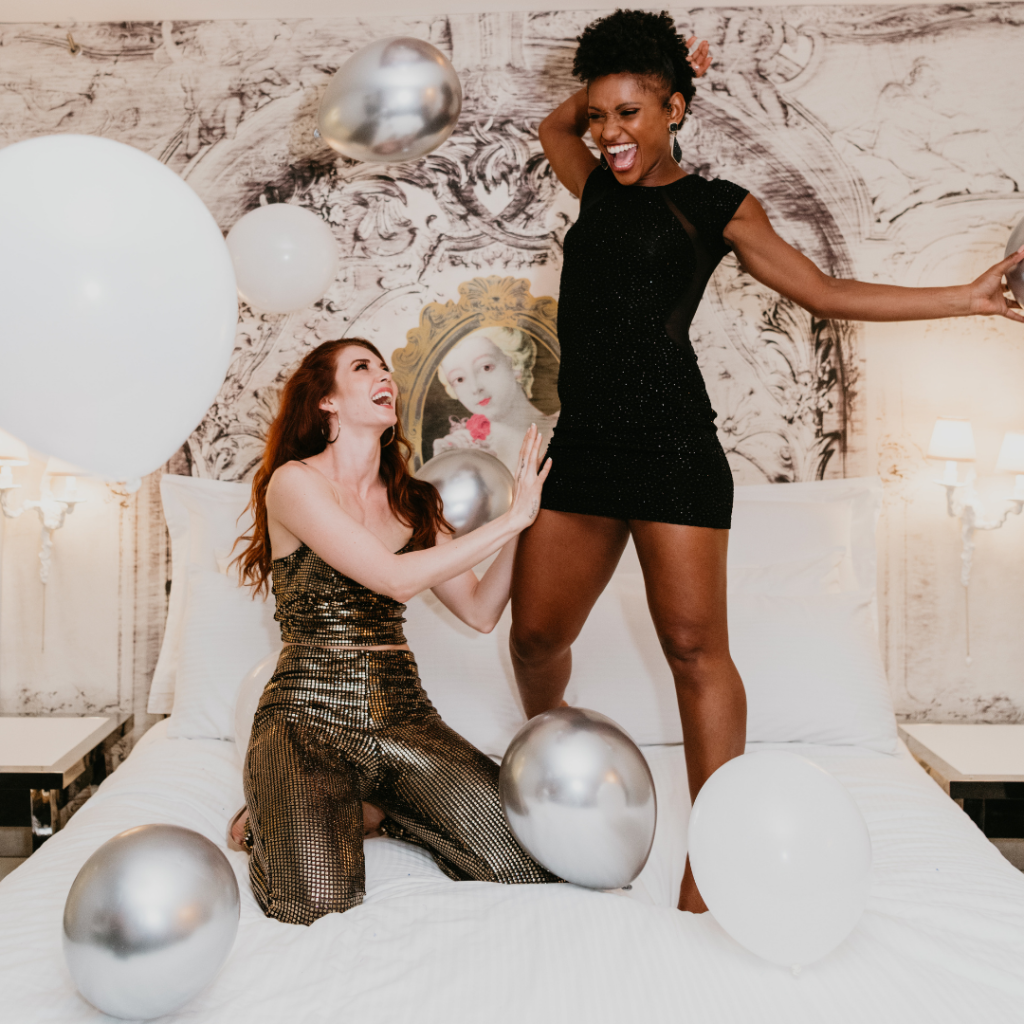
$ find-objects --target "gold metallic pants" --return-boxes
[244,646,556,925]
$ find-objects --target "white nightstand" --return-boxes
[899,723,1024,871]
[0,714,133,881]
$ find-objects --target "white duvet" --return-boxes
[2,721,1023,1024]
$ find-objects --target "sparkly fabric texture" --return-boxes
[273,543,410,646]
[245,551,556,926]
[543,167,748,528]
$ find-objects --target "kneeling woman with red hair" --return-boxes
[233,338,556,925]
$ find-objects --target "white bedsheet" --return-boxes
[1,721,1023,1024]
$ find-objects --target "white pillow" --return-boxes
[730,590,896,753]
[408,579,896,756]
[411,477,887,755]
[166,567,279,741]
[734,477,882,593]
[149,475,253,714]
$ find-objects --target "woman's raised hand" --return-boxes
[686,36,713,78]
[969,245,1024,323]
[508,424,552,531]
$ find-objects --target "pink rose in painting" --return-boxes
[466,414,491,441]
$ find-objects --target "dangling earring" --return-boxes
[668,122,682,163]
[599,152,609,171]
[381,425,396,447]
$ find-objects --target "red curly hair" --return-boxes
[235,339,450,596]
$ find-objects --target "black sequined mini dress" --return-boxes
[542,166,749,528]
[243,542,555,926]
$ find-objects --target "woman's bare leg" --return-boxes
[510,510,630,717]
[630,520,746,913]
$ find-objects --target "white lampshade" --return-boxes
[927,417,976,461]
[995,432,1024,475]
[0,427,29,466]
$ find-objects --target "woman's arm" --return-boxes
[267,427,551,603]
[725,195,1024,323]
[538,87,596,199]
[427,535,518,633]
[539,38,713,199]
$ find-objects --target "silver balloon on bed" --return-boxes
[499,707,657,890]
[316,37,463,164]
[1006,214,1024,308]
[416,448,514,537]
[63,823,240,1020]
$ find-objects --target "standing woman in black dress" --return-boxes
[509,10,1024,914]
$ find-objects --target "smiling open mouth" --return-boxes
[606,143,637,172]
[372,392,393,407]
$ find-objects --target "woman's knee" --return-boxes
[508,616,577,664]
[656,622,730,677]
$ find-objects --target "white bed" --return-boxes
[2,475,1023,1023]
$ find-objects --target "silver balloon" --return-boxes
[416,448,513,537]
[317,37,462,164]
[63,824,240,1020]
[1006,214,1024,307]
[500,707,657,890]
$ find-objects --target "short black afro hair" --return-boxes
[572,9,695,109]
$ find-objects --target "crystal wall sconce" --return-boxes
[927,417,1024,661]
[0,430,86,584]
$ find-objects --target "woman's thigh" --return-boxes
[245,715,366,924]
[373,714,557,885]
[628,520,731,655]
[510,509,630,649]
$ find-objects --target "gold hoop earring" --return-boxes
[321,417,339,445]
[381,425,396,447]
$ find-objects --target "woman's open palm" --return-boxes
[509,425,552,531]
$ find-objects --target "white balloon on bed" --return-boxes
[63,823,240,1019]
[0,134,238,482]
[688,750,872,970]
[499,707,657,890]
[226,204,339,314]
[234,647,282,759]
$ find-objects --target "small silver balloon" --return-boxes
[500,707,657,890]
[63,824,240,1020]
[416,448,513,537]
[317,36,462,164]
[1006,214,1024,307]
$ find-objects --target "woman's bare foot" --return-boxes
[230,802,387,848]
[677,858,708,913]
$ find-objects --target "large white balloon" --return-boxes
[0,135,237,482]
[234,648,281,760]
[226,204,339,314]
[688,750,872,969]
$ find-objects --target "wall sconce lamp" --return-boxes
[928,417,1024,661]
[0,430,87,584]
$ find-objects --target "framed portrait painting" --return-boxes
[393,276,560,475]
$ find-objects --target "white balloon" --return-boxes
[0,135,237,482]
[226,204,339,314]
[234,648,281,760]
[688,750,872,969]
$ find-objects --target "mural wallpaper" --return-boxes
[0,6,1022,726]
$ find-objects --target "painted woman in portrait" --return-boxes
[432,326,559,474]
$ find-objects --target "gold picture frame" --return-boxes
[393,276,560,470]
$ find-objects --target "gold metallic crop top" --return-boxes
[271,543,412,647]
